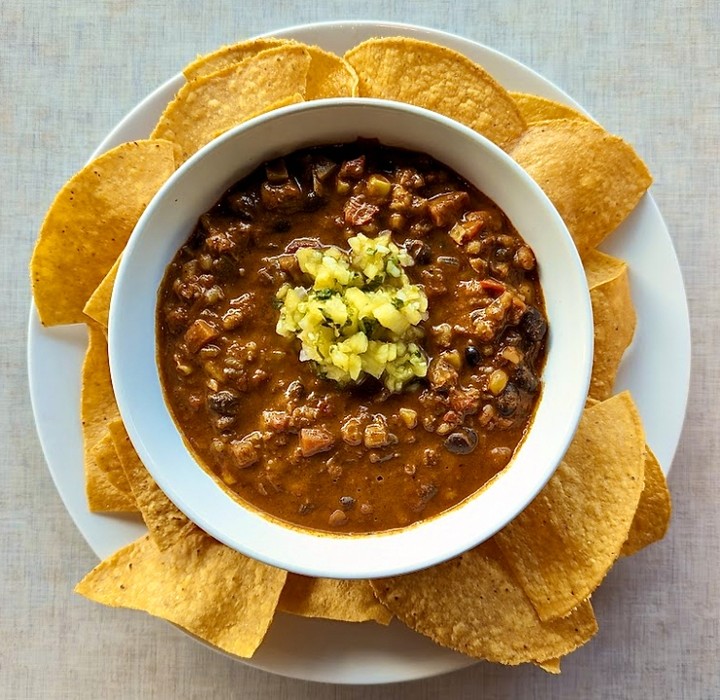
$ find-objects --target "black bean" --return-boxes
[208,390,240,416]
[520,307,547,342]
[496,383,520,416]
[340,496,356,510]
[405,239,432,265]
[444,428,478,455]
[285,380,306,401]
[225,191,257,221]
[514,365,539,393]
[465,345,481,367]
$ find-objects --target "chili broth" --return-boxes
[157,141,547,532]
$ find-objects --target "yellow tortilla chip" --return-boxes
[622,448,671,556]
[511,92,592,125]
[584,398,669,557]
[304,45,358,99]
[91,429,133,500]
[108,419,200,550]
[372,539,597,664]
[584,250,637,400]
[86,432,136,513]
[151,45,311,163]
[510,119,652,257]
[81,323,118,445]
[83,256,119,330]
[183,37,294,80]
[344,37,525,150]
[30,140,176,326]
[494,393,645,621]
[81,323,134,512]
[535,657,562,674]
[279,574,392,625]
[209,93,305,141]
[75,534,287,658]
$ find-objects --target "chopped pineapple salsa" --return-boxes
[275,232,429,391]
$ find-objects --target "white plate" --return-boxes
[27,21,691,685]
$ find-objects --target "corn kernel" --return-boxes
[367,174,392,198]
[488,368,509,395]
[399,408,418,429]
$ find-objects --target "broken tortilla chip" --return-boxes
[494,392,645,621]
[344,37,525,150]
[182,37,294,80]
[151,45,311,163]
[510,119,652,257]
[372,539,598,665]
[108,419,200,550]
[510,92,592,125]
[622,448,671,556]
[584,250,637,400]
[279,574,392,624]
[535,657,562,674]
[75,534,287,658]
[30,140,176,325]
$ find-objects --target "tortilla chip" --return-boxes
[510,119,652,257]
[494,393,645,621]
[81,323,118,445]
[183,37,294,80]
[535,657,562,674]
[371,539,597,664]
[584,250,637,400]
[83,256,119,331]
[30,140,176,326]
[209,93,305,141]
[511,92,592,125]
[75,534,287,658]
[584,398,669,556]
[304,45,358,99]
[108,419,200,550]
[279,574,392,625]
[91,429,133,499]
[344,37,525,150]
[151,45,311,163]
[81,323,133,512]
[622,448,671,556]
[86,432,136,513]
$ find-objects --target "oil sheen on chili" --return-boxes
[157,141,547,533]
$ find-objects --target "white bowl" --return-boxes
[109,98,593,579]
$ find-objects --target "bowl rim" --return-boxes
[109,97,593,579]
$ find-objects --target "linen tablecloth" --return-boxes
[2,2,718,697]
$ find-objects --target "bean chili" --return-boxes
[157,141,547,533]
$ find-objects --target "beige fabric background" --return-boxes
[2,1,718,698]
